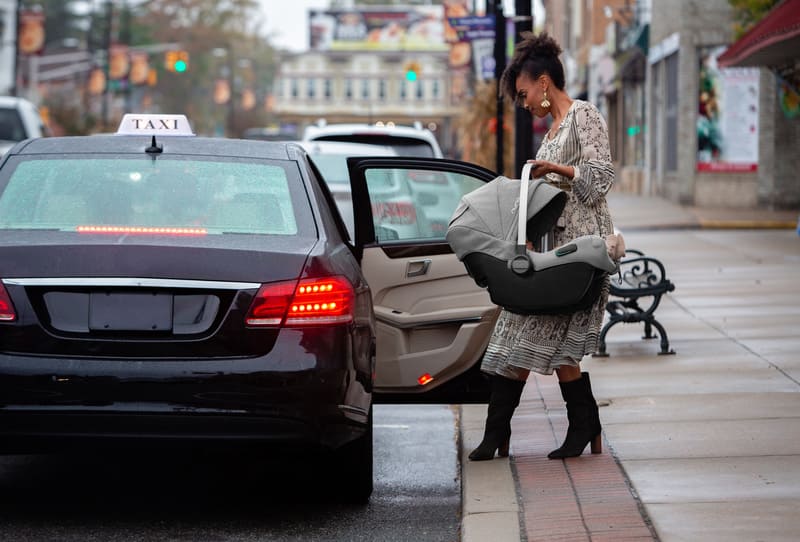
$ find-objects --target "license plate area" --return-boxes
[89,292,173,331]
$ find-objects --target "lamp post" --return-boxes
[489,0,505,175]
[514,0,533,175]
[11,0,20,96]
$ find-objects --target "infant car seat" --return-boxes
[446,163,616,315]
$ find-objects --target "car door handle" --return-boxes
[406,259,431,278]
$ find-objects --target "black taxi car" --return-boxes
[0,115,499,502]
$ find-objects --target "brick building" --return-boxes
[544,0,800,209]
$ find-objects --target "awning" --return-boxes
[717,0,800,68]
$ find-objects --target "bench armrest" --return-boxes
[610,253,674,298]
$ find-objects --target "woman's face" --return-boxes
[515,72,550,118]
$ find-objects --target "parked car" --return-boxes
[299,140,430,241]
[0,96,46,156]
[302,121,443,158]
[0,114,501,502]
[241,125,298,141]
[303,122,464,238]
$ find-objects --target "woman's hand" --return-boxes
[526,159,574,179]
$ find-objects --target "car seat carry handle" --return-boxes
[509,163,534,275]
[517,162,534,250]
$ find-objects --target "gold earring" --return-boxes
[540,89,551,109]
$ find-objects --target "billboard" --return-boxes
[309,7,448,51]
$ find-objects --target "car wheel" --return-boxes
[335,406,373,504]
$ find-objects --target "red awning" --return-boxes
[717,0,800,68]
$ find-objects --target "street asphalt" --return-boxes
[460,191,800,541]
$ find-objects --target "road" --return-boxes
[0,404,461,541]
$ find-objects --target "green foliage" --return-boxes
[728,0,781,39]
[133,0,278,135]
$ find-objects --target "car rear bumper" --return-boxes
[0,409,367,453]
[0,353,371,453]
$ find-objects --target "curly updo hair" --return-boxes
[501,32,565,103]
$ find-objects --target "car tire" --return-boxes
[335,406,373,504]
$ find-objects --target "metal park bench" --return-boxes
[594,249,676,357]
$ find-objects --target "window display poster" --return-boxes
[697,45,759,172]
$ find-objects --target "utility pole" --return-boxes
[489,0,505,175]
[514,1,533,175]
[101,0,112,129]
[11,0,20,96]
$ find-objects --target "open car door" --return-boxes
[347,157,499,403]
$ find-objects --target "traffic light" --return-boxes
[165,50,189,73]
[404,61,421,82]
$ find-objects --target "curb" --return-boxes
[460,404,521,542]
[696,219,797,230]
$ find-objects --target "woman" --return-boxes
[470,32,616,461]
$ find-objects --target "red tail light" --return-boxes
[371,201,417,225]
[0,281,17,321]
[245,276,354,327]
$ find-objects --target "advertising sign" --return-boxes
[309,7,447,51]
[697,45,759,172]
[447,15,495,80]
[18,10,45,56]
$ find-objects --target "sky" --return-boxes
[258,0,330,52]
[258,0,544,53]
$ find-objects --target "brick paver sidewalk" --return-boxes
[511,373,658,542]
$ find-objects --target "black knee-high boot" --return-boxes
[547,372,602,459]
[469,375,526,461]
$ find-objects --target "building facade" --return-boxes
[272,49,464,154]
[545,0,799,209]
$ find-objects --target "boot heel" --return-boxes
[498,438,510,458]
[590,434,602,454]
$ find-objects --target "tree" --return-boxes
[728,0,781,39]
[133,0,278,135]
[457,80,516,175]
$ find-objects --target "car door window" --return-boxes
[365,168,483,242]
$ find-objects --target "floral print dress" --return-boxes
[481,100,615,377]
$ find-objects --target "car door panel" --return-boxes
[361,245,499,392]
[347,157,500,399]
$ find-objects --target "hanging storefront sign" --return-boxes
[129,51,150,86]
[87,67,106,95]
[697,45,759,172]
[213,79,230,105]
[18,10,45,55]
[109,45,130,80]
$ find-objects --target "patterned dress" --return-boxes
[481,100,615,377]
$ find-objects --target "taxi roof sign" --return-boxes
[116,114,195,136]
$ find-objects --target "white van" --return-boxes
[303,123,461,235]
[302,122,444,158]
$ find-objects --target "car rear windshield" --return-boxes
[0,156,304,236]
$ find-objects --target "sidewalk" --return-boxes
[460,193,800,542]
[606,192,799,231]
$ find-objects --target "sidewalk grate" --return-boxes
[510,373,658,542]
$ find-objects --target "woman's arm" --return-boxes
[570,103,615,205]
